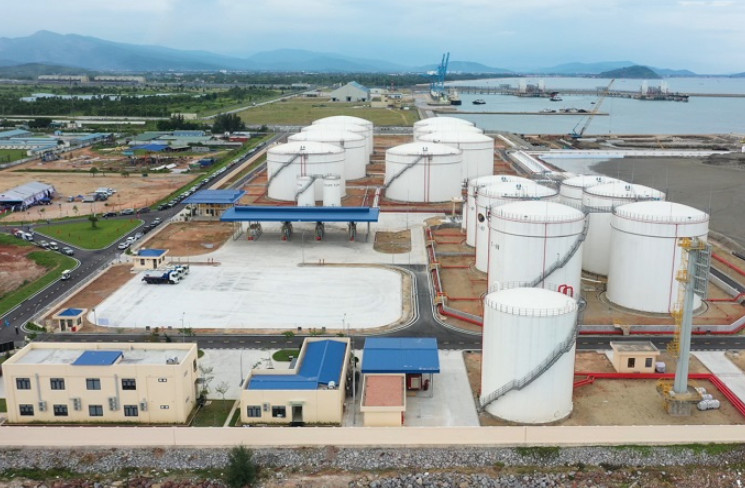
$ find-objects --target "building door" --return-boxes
[292,405,303,424]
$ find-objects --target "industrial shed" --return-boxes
[0,181,56,210]
[183,189,246,219]
[329,82,370,103]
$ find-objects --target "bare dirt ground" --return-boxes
[142,222,235,256]
[465,350,744,427]
[725,349,745,372]
[0,244,46,295]
[374,229,412,253]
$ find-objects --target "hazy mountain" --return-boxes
[0,62,92,78]
[245,49,408,72]
[599,65,660,79]
[417,61,512,74]
[654,68,698,77]
[535,61,637,75]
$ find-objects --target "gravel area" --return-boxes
[1,445,744,487]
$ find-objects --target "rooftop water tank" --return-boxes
[559,174,622,209]
[607,201,709,314]
[267,141,345,202]
[322,174,342,207]
[313,116,374,155]
[289,128,367,180]
[487,201,586,294]
[481,286,578,424]
[463,175,531,239]
[474,181,559,272]
[418,131,495,183]
[384,142,463,203]
[582,182,666,275]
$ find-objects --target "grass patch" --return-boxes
[272,349,300,362]
[0,249,77,317]
[35,219,142,249]
[671,443,741,455]
[229,408,241,427]
[0,148,31,164]
[238,97,419,126]
[191,400,235,427]
[0,398,6,413]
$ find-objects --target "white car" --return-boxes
[117,241,129,250]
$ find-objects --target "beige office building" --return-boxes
[3,342,199,424]
[610,341,661,373]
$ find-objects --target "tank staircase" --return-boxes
[383,154,427,190]
[294,174,322,200]
[478,300,584,411]
[266,153,303,190]
[527,214,589,290]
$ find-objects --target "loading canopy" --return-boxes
[220,206,380,223]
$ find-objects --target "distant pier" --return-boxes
[453,86,745,101]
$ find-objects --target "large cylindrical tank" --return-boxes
[413,116,475,133]
[487,201,586,294]
[296,176,315,207]
[289,128,367,180]
[384,142,463,202]
[464,175,532,238]
[414,122,483,141]
[322,174,342,207]
[312,116,374,155]
[559,174,621,209]
[481,286,578,423]
[582,182,666,275]
[607,201,709,314]
[267,141,345,201]
[418,131,495,182]
[474,181,559,271]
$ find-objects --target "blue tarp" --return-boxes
[361,338,440,374]
[248,340,347,390]
[221,206,380,223]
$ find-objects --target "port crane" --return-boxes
[430,52,450,96]
[571,78,615,138]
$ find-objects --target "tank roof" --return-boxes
[469,174,530,189]
[614,200,709,223]
[485,287,577,316]
[562,174,622,188]
[479,181,557,198]
[585,182,665,200]
[414,116,475,127]
[493,200,584,222]
[387,142,462,156]
[419,131,493,143]
[313,115,372,127]
[290,128,365,142]
[268,141,344,156]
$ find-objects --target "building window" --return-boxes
[271,406,286,418]
[53,404,68,417]
[89,405,104,417]
[247,406,261,418]
[123,405,139,417]
[121,378,136,390]
[50,378,65,390]
[15,378,31,390]
[645,357,654,368]
[627,358,636,368]
[86,378,101,390]
[19,404,34,416]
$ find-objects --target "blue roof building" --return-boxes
[361,337,439,394]
[134,248,169,271]
[184,189,246,219]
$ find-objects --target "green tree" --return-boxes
[88,213,98,229]
[89,167,99,177]
[212,113,246,134]
[72,205,79,217]
[224,446,258,488]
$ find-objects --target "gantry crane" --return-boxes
[430,52,450,96]
[571,78,615,138]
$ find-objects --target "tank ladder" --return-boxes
[383,154,427,190]
[294,174,322,200]
[527,213,589,289]
[266,153,303,190]
[478,299,584,411]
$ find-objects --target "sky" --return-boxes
[2,0,744,73]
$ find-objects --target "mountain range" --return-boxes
[0,31,704,76]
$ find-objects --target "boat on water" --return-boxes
[448,89,462,106]
[549,92,563,102]
[473,99,486,105]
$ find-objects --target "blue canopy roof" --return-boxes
[361,338,440,374]
[73,350,123,366]
[58,308,84,317]
[132,143,168,152]
[184,189,245,205]
[137,249,167,257]
[221,206,380,223]
[248,339,347,390]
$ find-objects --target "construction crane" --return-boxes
[430,52,450,96]
[571,78,615,139]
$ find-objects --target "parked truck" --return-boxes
[142,270,180,284]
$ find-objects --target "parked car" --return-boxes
[117,241,129,250]
[39,240,50,249]
[152,218,162,225]
[137,207,151,214]
[126,236,137,244]
[48,241,59,251]
[60,269,72,281]
[134,232,144,240]
[120,208,135,216]
[102,212,117,218]
[157,204,168,211]
[61,247,74,255]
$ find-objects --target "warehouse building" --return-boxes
[240,337,351,425]
[0,181,56,211]
[2,342,199,424]
[329,82,370,103]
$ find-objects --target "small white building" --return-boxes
[329,82,370,103]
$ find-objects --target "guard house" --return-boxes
[2,342,199,424]
[183,189,245,219]
[360,338,440,426]
[240,337,351,426]
[51,307,86,332]
[133,249,168,270]
[610,341,661,373]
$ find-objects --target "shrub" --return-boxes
[224,445,258,488]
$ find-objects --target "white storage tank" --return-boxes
[384,142,463,203]
[418,131,495,182]
[323,174,342,207]
[313,116,374,155]
[481,286,578,424]
[487,201,586,294]
[559,174,621,209]
[267,141,345,202]
[296,175,315,207]
[607,201,709,314]
[413,116,475,136]
[464,175,531,241]
[289,128,367,180]
[582,182,666,275]
[474,181,559,272]
[414,122,483,141]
